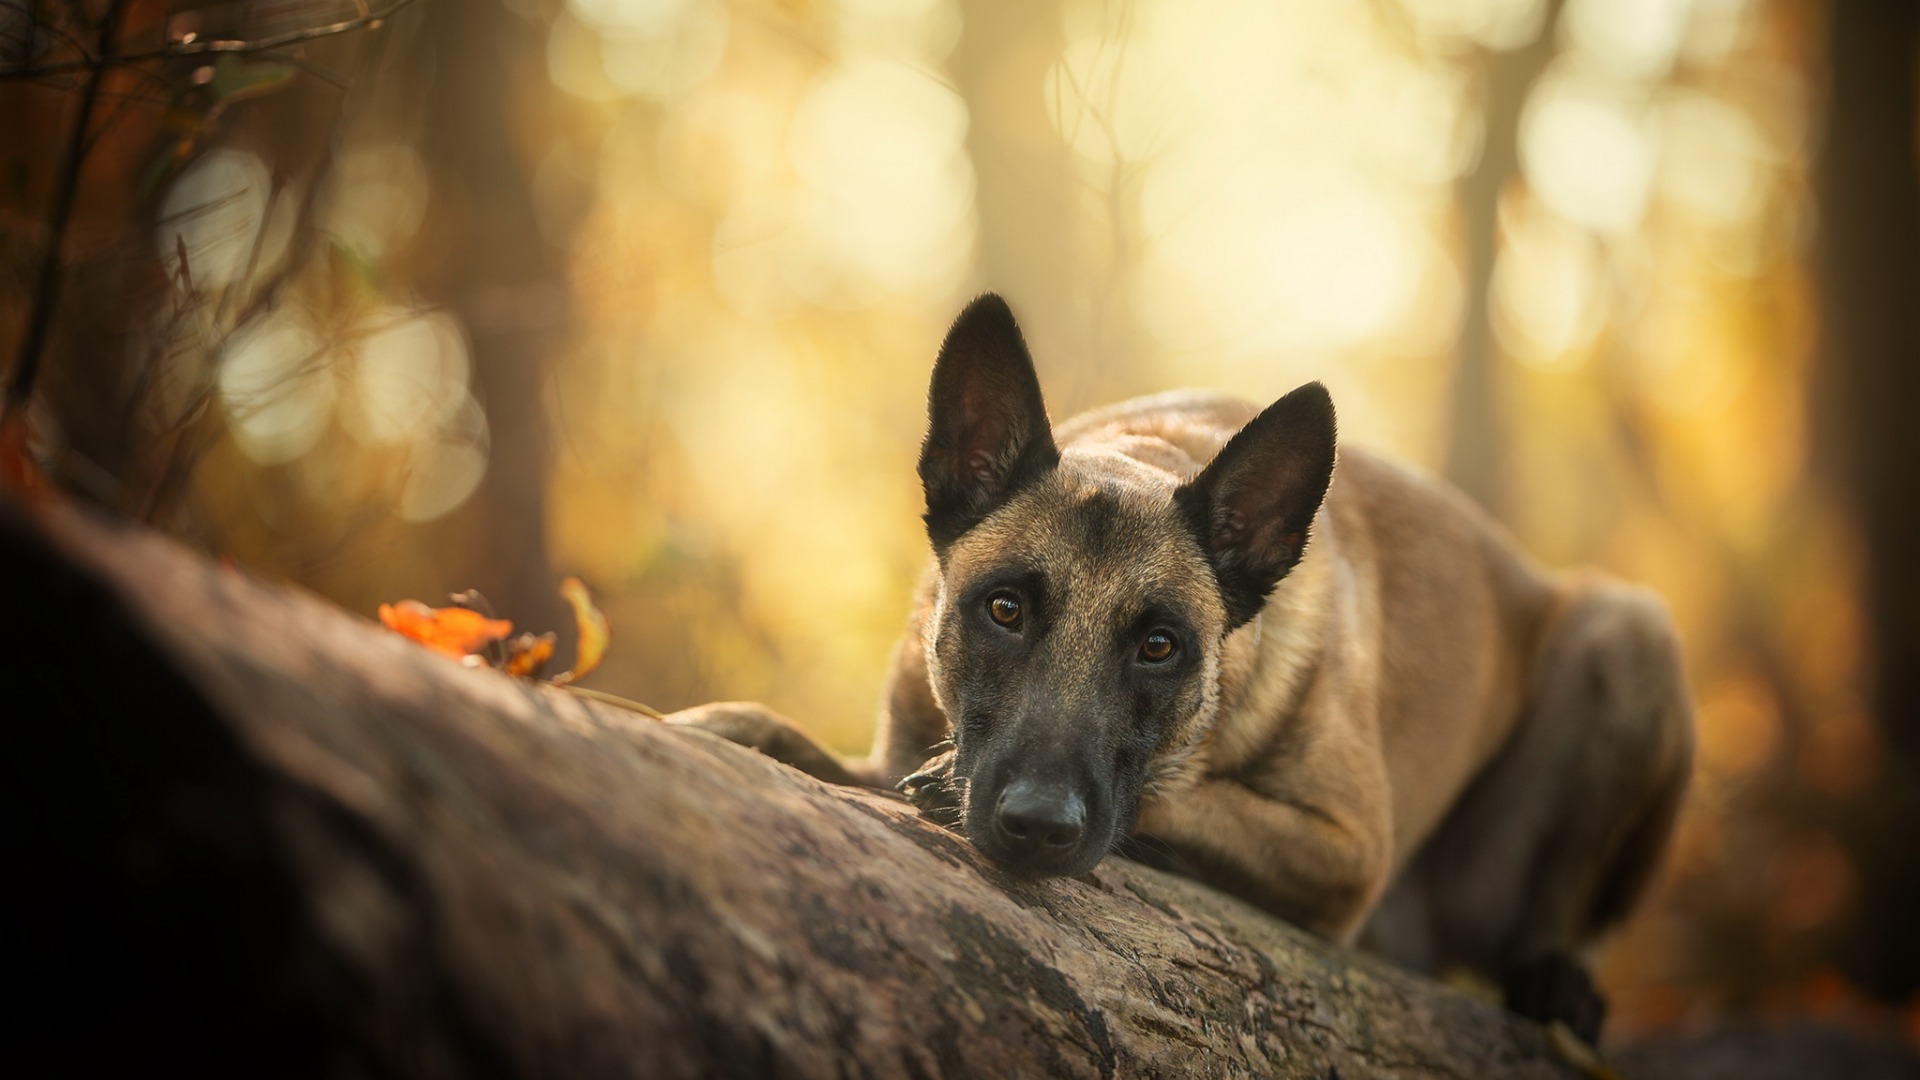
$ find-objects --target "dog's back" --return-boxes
[1056,389,1560,860]
[1019,385,1693,1032]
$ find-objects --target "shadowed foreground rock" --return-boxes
[0,499,1844,1078]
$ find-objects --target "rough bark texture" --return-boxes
[2,498,1590,1079]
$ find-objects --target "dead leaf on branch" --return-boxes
[377,599,512,662]
[377,579,626,703]
[505,632,556,678]
[551,576,609,686]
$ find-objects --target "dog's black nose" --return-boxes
[995,781,1086,852]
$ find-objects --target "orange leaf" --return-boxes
[0,409,50,504]
[378,599,513,660]
[552,577,610,686]
[506,631,557,678]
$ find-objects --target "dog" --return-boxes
[673,294,1694,1041]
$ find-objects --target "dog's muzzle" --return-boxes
[995,779,1084,850]
[969,775,1107,876]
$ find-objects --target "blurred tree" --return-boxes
[2,1,401,519]
[1442,0,1565,521]
[1817,0,1920,1003]
[412,0,571,637]
[9,0,149,496]
[952,0,1088,393]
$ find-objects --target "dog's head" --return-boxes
[915,294,1337,877]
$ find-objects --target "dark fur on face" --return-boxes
[916,295,1337,877]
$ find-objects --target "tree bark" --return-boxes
[0,497,1589,1078]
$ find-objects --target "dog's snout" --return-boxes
[995,780,1086,852]
[962,751,1120,877]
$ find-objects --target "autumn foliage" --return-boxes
[377,600,512,661]
[380,577,609,685]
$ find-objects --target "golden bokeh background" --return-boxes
[6,0,1914,1041]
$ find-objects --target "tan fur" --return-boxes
[870,389,1688,955]
[675,385,1692,997]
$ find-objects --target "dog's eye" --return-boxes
[987,593,1023,629]
[1140,631,1177,663]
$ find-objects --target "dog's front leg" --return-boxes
[667,702,880,788]
[1132,762,1392,942]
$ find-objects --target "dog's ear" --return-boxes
[1174,382,1337,628]
[919,294,1059,548]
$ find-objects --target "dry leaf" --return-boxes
[552,576,609,686]
[506,631,557,678]
[0,410,50,503]
[379,599,513,660]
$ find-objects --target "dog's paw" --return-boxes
[1502,953,1607,1046]
[666,702,864,787]
[898,746,964,828]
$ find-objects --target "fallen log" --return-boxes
[3,499,1587,1078]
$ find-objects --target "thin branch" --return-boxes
[4,9,97,66]
[273,51,351,91]
[137,10,396,523]
[0,0,416,82]
[79,62,185,158]
[115,287,206,439]
[4,0,127,419]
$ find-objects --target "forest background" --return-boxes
[4,0,1917,1041]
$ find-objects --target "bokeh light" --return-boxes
[157,147,273,291]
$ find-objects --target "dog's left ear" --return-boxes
[919,294,1059,549]
[1175,382,1337,628]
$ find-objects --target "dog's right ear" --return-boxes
[919,294,1059,549]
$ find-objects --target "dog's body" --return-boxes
[677,296,1693,1039]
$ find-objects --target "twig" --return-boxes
[273,52,351,91]
[114,287,205,441]
[78,62,188,158]
[5,11,98,68]
[4,0,127,421]
[0,0,417,81]
[562,685,668,721]
[136,378,221,525]
[137,12,396,522]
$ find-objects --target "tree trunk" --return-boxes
[1816,0,1920,1003]
[1443,0,1565,521]
[1,496,1587,1079]
[413,0,569,639]
[953,0,1111,403]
